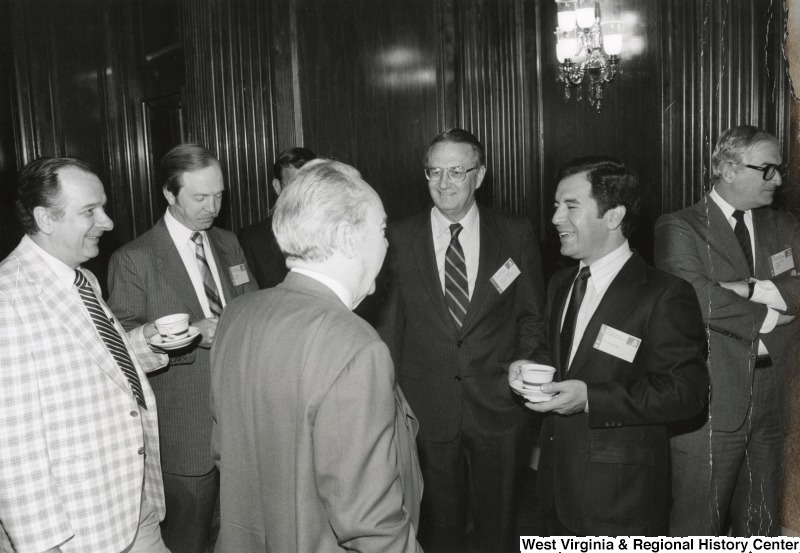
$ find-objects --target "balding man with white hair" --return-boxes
[210,159,423,552]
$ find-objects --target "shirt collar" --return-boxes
[710,187,750,222]
[165,207,205,244]
[291,268,354,310]
[23,234,78,289]
[581,240,633,284]
[431,202,479,240]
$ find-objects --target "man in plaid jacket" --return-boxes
[0,158,169,552]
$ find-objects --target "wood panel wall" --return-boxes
[1,0,792,272]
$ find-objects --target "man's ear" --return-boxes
[163,187,176,206]
[33,206,56,235]
[272,178,283,196]
[336,221,359,259]
[720,162,738,184]
[605,205,626,231]
[475,165,487,190]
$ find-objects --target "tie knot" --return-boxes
[577,266,591,281]
[191,231,204,245]
[732,210,746,223]
[449,223,463,241]
[74,268,89,289]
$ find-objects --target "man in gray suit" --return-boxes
[211,159,423,552]
[108,144,258,552]
[655,125,800,536]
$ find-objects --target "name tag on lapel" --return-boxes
[229,264,250,286]
[593,324,641,363]
[490,258,520,294]
[769,248,794,276]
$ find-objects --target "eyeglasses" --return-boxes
[743,163,787,181]
[424,166,478,183]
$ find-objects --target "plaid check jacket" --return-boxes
[0,237,168,552]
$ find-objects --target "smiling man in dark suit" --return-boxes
[517,157,708,536]
[108,144,258,552]
[379,128,547,552]
[655,126,800,536]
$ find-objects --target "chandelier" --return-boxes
[554,0,622,112]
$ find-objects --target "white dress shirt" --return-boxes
[431,202,480,298]
[291,267,354,310]
[562,240,634,368]
[164,208,227,318]
[709,188,785,349]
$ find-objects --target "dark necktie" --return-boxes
[560,266,591,371]
[732,210,754,276]
[74,269,147,409]
[444,223,470,329]
[191,232,224,317]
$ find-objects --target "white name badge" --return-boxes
[490,258,521,294]
[769,248,794,277]
[593,324,641,363]
[229,264,251,286]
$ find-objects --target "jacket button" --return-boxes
[456,341,463,347]
[455,376,462,382]
[130,411,138,417]
[550,436,554,441]
[138,447,145,455]
[749,353,757,360]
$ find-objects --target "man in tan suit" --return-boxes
[211,159,423,552]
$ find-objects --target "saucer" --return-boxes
[510,379,555,403]
[149,326,200,350]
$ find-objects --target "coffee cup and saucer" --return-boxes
[510,363,556,403]
[148,313,200,351]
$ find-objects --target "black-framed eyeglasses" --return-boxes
[743,163,787,181]
[424,166,478,183]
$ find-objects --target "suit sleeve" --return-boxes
[108,248,150,332]
[0,300,73,552]
[770,214,800,315]
[512,220,548,363]
[312,340,421,553]
[654,213,767,342]
[586,279,709,427]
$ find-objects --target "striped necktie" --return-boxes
[732,210,754,277]
[444,223,470,328]
[191,232,224,317]
[560,266,591,371]
[74,269,147,409]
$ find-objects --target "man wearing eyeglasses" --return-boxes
[655,125,800,536]
[378,128,547,552]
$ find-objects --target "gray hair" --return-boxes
[711,125,778,184]
[272,159,377,263]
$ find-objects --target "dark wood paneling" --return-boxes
[181,0,280,231]
[296,0,444,221]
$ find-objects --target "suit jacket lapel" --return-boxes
[567,254,646,380]
[752,208,776,279]
[15,241,131,393]
[410,214,454,332]
[460,208,503,335]
[151,219,206,320]
[702,195,753,277]
[207,229,237,302]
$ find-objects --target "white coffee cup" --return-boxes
[154,313,190,342]
[519,363,556,388]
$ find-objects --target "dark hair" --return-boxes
[556,156,641,238]
[273,147,316,184]
[160,144,221,195]
[424,128,486,168]
[15,157,96,235]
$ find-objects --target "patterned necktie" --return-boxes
[191,232,224,317]
[74,269,147,409]
[560,266,591,371]
[732,210,754,277]
[444,223,470,329]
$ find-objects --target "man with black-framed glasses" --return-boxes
[655,125,800,536]
[378,128,547,552]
